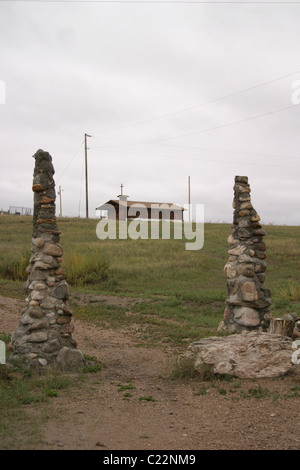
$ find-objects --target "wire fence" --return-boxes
[8,206,33,216]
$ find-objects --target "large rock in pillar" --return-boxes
[10,149,84,370]
[218,176,272,334]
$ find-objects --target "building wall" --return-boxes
[105,202,183,221]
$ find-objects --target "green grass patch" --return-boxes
[82,355,102,373]
[62,250,109,286]
[0,344,101,449]
[194,386,208,396]
[171,360,215,381]
[117,383,136,392]
[284,386,300,399]
[0,364,81,449]
[0,216,300,346]
[1,216,299,300]
[73,296,223,347]
[139,395,155,402]
[240,385,272,399]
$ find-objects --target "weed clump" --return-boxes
[172,358,215,381]
[0,250,31,281]
[139,395,155,402]
[63,251,109,286]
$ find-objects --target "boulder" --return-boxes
[56,347,84,371]
[233,306,260,327]
[178,332,294,379]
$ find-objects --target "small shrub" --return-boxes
[0,366,10,382]
[0,250,31,281]
[194,387,208,396]
[240,385,271,399]
[63,250,109,286]
[82,355,102,373]
[117,383,135,392]
[273,281,300,308]
[232,381,241,389]
[172,358,215,381]
[44,389,58,398]
[216,373,234,382]
[284,386,300,399]
[0,333,11,344]
[139,395,155,402]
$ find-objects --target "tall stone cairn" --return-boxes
[10,149,84,370]
[219,176,272,334]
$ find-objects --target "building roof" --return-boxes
[96,199,185,211]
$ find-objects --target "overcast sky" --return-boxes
[0,0,299,225]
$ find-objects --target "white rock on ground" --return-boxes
[179,332,294,379]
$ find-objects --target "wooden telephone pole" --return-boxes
[58,186,63,217]
[84,133,92,219]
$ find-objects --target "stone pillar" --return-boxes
[10,149,84,370]
[219,176,272,334]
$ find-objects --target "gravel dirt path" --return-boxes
[1,294,300,451]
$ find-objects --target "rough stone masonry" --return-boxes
[10,149,84,370]
[219,176,272,334]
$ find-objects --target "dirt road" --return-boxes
[1,294,300,451]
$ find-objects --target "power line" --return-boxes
[56,139,84,183]
[92,70,300,135]
[157,142,300,161]
[146,103,300,143]
[91,102,299,148]
[91,146,300,169]
[91,141,300,162]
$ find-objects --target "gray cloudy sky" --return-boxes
[0,0,299,225]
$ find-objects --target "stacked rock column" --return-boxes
[220,176,272,333]
[10,149,84,370]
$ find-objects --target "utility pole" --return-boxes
[188,175,191,222]
[84,133,92,219]
[58,186,63,217]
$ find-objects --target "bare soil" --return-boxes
[1,294,300,451]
